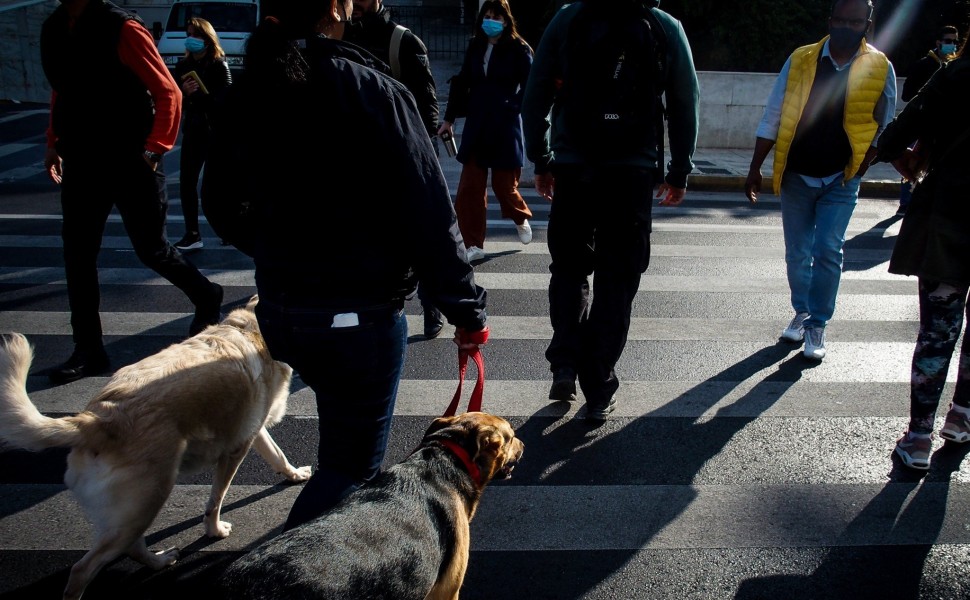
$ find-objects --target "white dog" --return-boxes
[0,297,310,600]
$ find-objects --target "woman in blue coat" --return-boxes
[438,0,533,262]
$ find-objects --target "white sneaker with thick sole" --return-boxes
[516,219,533,244]
[781,312,810,342]
[465,246,486,262]
[803,327,826,360]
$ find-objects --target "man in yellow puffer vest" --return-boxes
[744,0,896,361]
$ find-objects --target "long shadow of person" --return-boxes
[459,341,818,599]
[734,441,970,600]
[842,214,902,273]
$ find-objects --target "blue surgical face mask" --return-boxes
[942,43,958,55]
[481,18,504,38]
[184,37,206,53]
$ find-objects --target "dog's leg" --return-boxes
[64,526,163,600]
[252,426,311,482]
[127,536,179,569]
[204,442,252,538]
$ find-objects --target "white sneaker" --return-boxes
[465,246,486,262]
[803,327,826,360]
[781,312,810,342]
[516,219,533,244]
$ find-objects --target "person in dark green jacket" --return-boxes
[521,0,698,420]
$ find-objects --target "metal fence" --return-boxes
[387,5,472,58]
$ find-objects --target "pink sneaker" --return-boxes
[895,431,932,470]
[940,406,970,443]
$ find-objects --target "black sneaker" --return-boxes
[585,396,617,422]
[423,305,444,339]
[49,345,110,384]
[174,232,203,251]
[549,367,577,402]
[189,282,223,336]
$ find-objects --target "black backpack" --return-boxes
[559,1,667,160]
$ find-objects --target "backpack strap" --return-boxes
[389,24,408,80]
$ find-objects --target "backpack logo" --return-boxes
[560,5,666,158]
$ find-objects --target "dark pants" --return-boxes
[545,165,653,407]
[255,300,408,531]
[179,125,209,234]
[60,153,216,347]
[908,279,970,434]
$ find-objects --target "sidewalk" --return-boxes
[429,57,903,199]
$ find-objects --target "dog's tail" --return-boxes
[0,333,88,450]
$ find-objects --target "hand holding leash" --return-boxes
[445,326,489,416]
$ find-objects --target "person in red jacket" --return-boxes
[41,0,224,384]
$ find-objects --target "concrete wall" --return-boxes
[0,0,55,104]
[696,71,778,149]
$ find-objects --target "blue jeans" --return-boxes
[780,174,860,329]
[255,300,407,531]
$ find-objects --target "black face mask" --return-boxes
[829,27,866,52]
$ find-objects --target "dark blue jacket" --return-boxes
[445,36,532,170]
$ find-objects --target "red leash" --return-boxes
[443,346,485,416]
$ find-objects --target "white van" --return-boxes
[156,0,260,73]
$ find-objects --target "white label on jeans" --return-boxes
[332,313,359,328]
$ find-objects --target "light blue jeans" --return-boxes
[780,173,860,329]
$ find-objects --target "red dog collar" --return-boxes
[438,439,482,486]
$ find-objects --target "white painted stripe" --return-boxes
[0,109,48,124]
[0,143,35,159]
[0,215,902,236]
[0,163,45,182]
[0,312,919,339]
[0,267,914,293]
[28,378,953,418]
[3,482,969,551]
[0,235,895,262]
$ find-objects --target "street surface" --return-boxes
[0,103,968,599]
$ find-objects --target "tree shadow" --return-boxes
[734,442,970,599]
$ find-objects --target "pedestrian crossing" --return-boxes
[2,113,970,598]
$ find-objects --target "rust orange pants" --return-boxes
[454,157,532,249]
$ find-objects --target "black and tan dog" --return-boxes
[0,297,310,600]
[220,411,525,600]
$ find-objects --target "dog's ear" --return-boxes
[245,295,259,312]
[472,426,506,476]
[424,416,458,439]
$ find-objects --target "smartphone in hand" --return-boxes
[181,70,209,95]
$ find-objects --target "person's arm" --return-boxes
[399,32,439,138]
[521,9,564,176]
[442,40,475,125]
[117,20,181,154]
[657,13,698,192]
[44,90,62,184]
[744,136,776,203]
[901,55,933,102]
[380,76,486,331]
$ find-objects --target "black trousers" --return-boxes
[60,153,216,346]
[179,124,209,234]
[545,165,654,406]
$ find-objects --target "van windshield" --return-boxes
[165,3,257,33]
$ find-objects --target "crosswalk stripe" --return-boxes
[3,481,969,553]
[0,268,915,293]
[23,376,955,418]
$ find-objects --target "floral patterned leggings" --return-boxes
[908,279,970,434]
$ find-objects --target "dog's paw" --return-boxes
[206,520,233,539]
[283,465,312,483]
[151,547,179,569]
